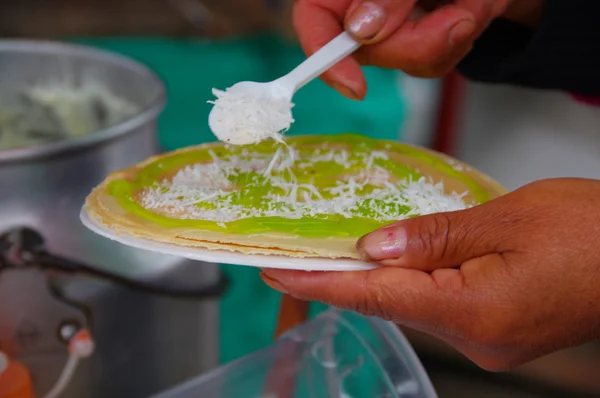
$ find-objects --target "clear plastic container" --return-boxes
[152,309,438,398]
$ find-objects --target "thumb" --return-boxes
[344,0,419,43]
[357,201,511,271]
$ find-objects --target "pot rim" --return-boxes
[0,39,166,163]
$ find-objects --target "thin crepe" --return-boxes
[84,136,507,259]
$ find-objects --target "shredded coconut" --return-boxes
[208,87,294,145]
[139,144,471,224]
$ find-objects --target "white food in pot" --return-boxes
[0,80,140,150]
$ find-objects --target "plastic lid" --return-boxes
[151,309,437,398]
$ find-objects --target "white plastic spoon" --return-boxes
[208,31,361,145]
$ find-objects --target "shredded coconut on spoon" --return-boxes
[208,87,295,145]
[207,32,360,146]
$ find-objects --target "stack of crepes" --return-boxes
[84,134,506,259]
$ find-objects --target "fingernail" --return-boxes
[449,20,476,46]
[260,272,289,294]
[331,82,360,101]
[356,227,407,261]
[345,2,386,40]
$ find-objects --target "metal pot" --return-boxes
[0,41,225,398]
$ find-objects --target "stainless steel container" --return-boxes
[0,41,222,398]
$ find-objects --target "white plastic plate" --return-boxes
[80,208,377,271]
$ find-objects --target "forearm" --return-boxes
[457,0,600,97]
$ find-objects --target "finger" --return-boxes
[397,39,473,78]
[293,0,366,100]
[454,0,497,35]
[354,1,493,76]
[344,0,419,43]
[356,198,517,271]
[261,267,453,329]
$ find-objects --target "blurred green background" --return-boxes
[75,34,407,364]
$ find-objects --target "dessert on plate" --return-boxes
[84,133,506,259]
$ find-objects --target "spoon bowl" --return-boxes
[208,32,361,144]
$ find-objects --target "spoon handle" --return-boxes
[283,31,361,91]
